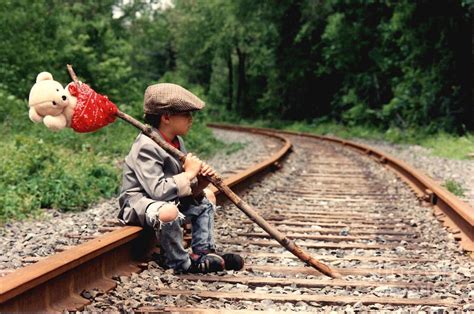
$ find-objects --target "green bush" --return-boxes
[0,133,119,222]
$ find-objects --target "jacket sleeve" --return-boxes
[132,141,193,201]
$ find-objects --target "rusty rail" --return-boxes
[209,123,474,256]
[0,126,291,311]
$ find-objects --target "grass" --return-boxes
[419,133,474,160]
[223,142,246,155]
[443,179,466,197]
[0,89,234,224]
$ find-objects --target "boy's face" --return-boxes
[163,112,193,136]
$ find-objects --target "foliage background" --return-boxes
[0,0,472,222]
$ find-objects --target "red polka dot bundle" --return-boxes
[67,83,118,133]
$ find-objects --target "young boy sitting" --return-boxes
[118,83,243,273]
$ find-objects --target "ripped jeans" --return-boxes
[145,197,216,272]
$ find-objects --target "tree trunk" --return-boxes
[236,47,247,114]
[227,52,233,111]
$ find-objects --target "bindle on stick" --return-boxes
[66,64,341,279]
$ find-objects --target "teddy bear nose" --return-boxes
[62,95,67,101]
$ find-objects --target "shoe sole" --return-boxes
[222,253,244,271]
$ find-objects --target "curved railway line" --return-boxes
[1,124,473,312]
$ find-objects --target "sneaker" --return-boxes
[207,250,244,271]
[188,253,225,273]
[220,253,245,271]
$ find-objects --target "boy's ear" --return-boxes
[161,114,171,125]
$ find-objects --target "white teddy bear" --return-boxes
[28,72,76,131]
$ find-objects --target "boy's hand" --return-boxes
[183,153,202,180]
[194,175,210,194]
[199,162,216,178]
[193,162,216,197]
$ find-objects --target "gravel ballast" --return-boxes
[352,138,474,206]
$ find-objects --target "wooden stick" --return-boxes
[66,65,341,279]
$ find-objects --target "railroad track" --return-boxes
[1,124,472,312]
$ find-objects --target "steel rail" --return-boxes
[0,126,291,311]
[209,123,474,256]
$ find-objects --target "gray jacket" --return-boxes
[118,132,195,226]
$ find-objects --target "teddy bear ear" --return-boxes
[36,72,53,82]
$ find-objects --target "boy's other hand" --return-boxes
[193,162,216,193]
[199,162,216,178]
[183,153,202,180]
[195,174,210,193]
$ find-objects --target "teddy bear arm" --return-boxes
[29,107,44,123]
[43,114,67,131]
[63,104,75,127]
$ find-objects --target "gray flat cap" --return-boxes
[143,83,205,115]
